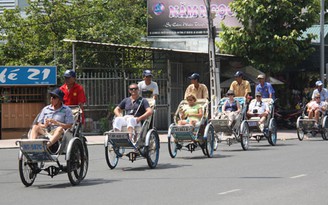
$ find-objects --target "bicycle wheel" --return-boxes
[105,141,119,169]
[67,139,84,186]
[81,138,89,179]
[168,133,178,158]
[204,124,215,158]
[296,117,304,141]
[240,121,250,150]
[321,116,328,140]
[268,118,277,146]
[146,130,160,169]
[19,153,36,187]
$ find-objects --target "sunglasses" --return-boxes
[227,94,234,96]
[50,95,58,99]
[256,95,261,97]
[129,87,138,91]
[315,97,320,99]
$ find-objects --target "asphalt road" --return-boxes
[1,137,328,205]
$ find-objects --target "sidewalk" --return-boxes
[0,130,298,149]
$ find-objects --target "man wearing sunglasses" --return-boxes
[30,88,74,151]
[60,69,86,123]
[112,83,153,143]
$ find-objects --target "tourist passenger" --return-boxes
[112,83,153,143]
[178,94,203,126]
[30,88,74,149]
[222,90,241,127]
[247,92,269,131]
[307,93,327,127]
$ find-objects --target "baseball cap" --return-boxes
[315,80,323,86]
[49,88,64,101]
[188,73,200,80]
[255,92,262,97]
[257,74,265,79]
[234,71,243,77]
[143,70,153,77]
[64,70,76,78]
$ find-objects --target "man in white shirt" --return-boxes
[311,80,328,102]
[138,70,159,100]
[247,92,269,131]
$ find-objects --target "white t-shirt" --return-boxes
[312,88,328,101]
[138,81,159,98]
[248,100,269,114]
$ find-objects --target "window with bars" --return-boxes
[0,87,48,103]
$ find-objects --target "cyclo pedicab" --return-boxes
[16,106,89,187]
[296,101,328,141]
[104,98,160,169]
[240,97,278,146]
[205,96,250,150]
[167,98,215,158]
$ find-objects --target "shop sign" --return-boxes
[0,66,57,85]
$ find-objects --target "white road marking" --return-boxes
[290,174,307,179]
[218,189,241,195]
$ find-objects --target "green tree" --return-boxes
[218,0,320,72]
[0,0,148,71]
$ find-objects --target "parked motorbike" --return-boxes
[275,102,304,129]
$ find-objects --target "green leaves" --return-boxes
[219,0,320,71]
[0,0,148,70]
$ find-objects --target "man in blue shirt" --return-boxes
[255,74,275,99]
[30,88,74,148]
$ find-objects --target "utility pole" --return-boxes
[320,0,325,84]
[205,0,221,116]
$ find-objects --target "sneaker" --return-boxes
[314,123,318,128]
[259,124,264,132]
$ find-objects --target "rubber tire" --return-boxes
[81,138,89,179]
[67,139,84,186]
[240,121,250,150]
[19,153,36,187]
[168,133,178,158]
[321,116,328,140]
[296,116,304,141]
[268,118,277,146]
[105,141,119,169]
[146,130,160,169]
[204,124,215,158]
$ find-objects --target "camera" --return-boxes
[253,109,258,114]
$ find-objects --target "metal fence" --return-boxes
[78,71,169,131]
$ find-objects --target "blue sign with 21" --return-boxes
[0,66,57,85]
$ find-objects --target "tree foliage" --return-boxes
[0,0,148,72]
[218,0,320,72]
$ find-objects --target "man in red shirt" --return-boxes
[60,70,86,123]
